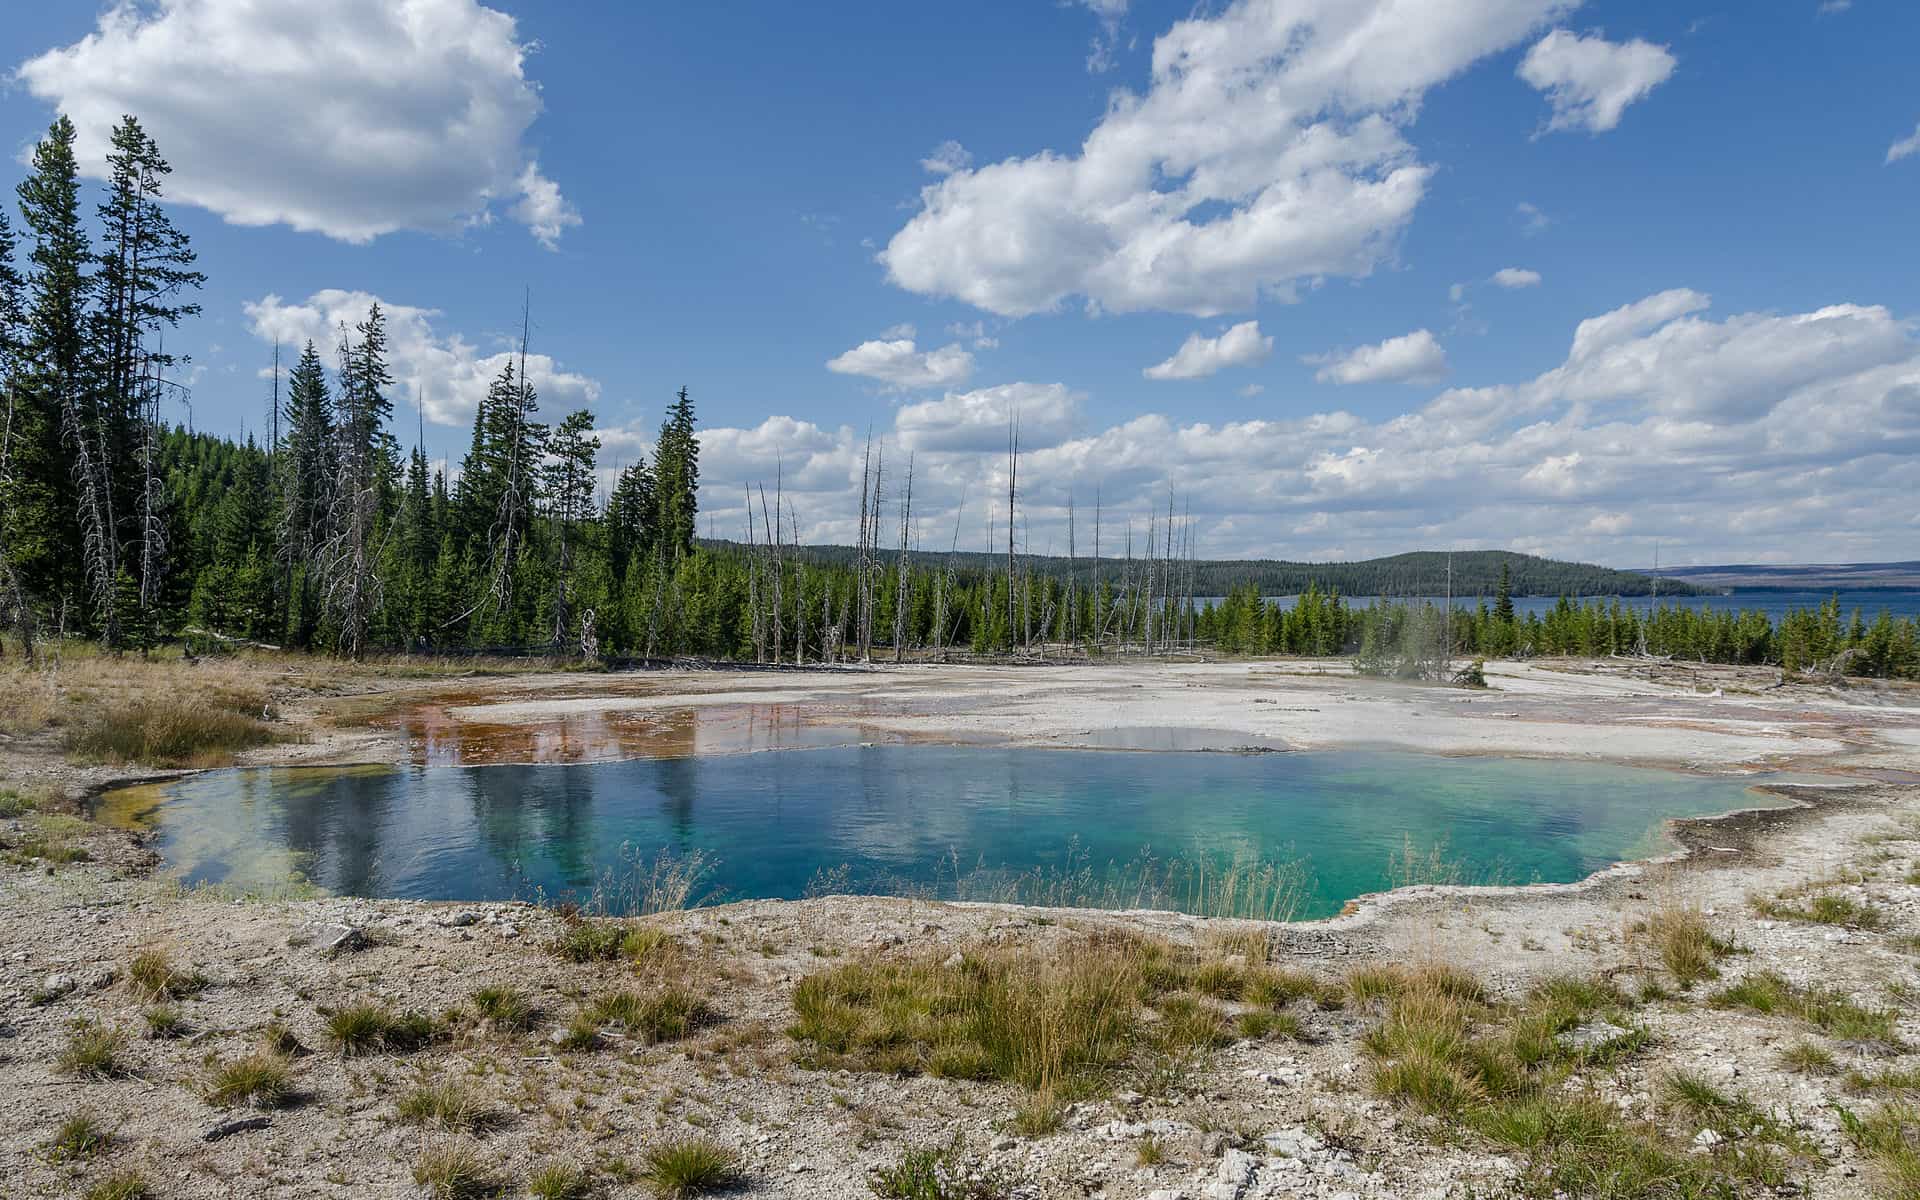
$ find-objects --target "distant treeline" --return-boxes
[1198,583,1920,680]
[702,542,1708,600]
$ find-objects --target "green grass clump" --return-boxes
[396,1080,487,1133]
[1778,1040,1839,1075]
[869,1139,1005,1200]
[324,1002,441,1056]
[582,986,712,1044]
[469,985,535,1031]
[1238,1009,1303,1040]
[57,1021,126,1078]
[791,939,1147,1094]
[639,1136,741,1198]
[203,1051,295,1108]
[1838,1101,1920,1199]
[1755,892,1888,930]
[143,1004,187,1039]
[127,947,201,1002]
[1358,963,1808,1199]
[66,700,278,767]
[1710,971,1903,1047]
[47,1111,110,1162]
[527,1162,592,1200]
[1243,967,1320,1009]
[1008,1092,1064,1138]
[83,1171,149,1200]
[1344,964,1406,1004]
[1644,903,1734,989]
[549,917,675,965]
[411,1140,496,1199]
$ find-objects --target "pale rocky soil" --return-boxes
[3,656,1919,1199]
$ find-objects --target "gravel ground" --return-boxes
[3,657,1918,1199]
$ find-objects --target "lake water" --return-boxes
[1241,589,1920,622]
[101,747,1789,921]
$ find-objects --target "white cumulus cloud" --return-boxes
[15,0,576,246]
[1491,267,1543,288]
[244,290,600,428]
[895,382,1083,453]
[680,291,1920,564]
[1888,123,1920,165]
[826,336,975,390]
[1309,330,1448,386]
[881,0,1573,318]
[1144,321,1273,380]
[1519,29,1676,134]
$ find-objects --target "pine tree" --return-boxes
[13,117,93,633]
[321,305,394,658]
[654,386,699,560]
[0,206,36,655]
[543,409,598,651]
[93,115,203,629]
[277,341,333,643]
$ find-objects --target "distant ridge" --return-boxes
[694,541,1706,598]
[1652,561,1920,591]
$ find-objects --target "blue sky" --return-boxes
[2,1,1917,566]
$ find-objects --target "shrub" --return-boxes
[203,1052,295,1109]
[640,1136,741,1198]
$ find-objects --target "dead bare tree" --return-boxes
[745,483,762,661]
[893,453,913,663]
[1005,404,1019,654]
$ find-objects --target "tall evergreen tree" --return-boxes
[654,386,698,560]
[321,305,393,658]
[13,116,93,633]
[543,409,598,650]
[93,115,203,627]
[0,207,34,655]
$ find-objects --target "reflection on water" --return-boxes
[102,748,1791,920]
[381,701,882,765]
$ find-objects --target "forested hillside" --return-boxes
[712,543,1708,599]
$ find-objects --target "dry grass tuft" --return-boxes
[411,1139,496,1200]
[1641,900,1734,989]
[57,1021,127,1078]
[639,1136,742,1198]
[203,1051,295,1109]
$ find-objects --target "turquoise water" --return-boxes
[106,748,1784,920]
